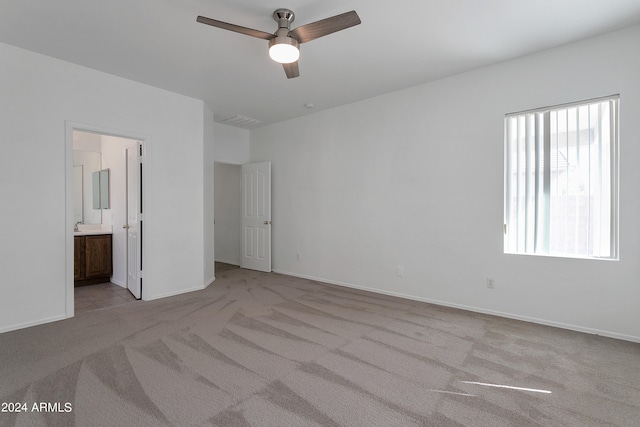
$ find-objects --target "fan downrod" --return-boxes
[273,9,295,29]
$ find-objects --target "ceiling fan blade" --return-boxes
[196,16,274,40]
[283,62,300,79]
[289,10,360,43]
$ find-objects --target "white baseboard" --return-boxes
[204,276,215,288]
[0,314,68,334]
[110,279,126,288]
[273,269,640,344]
[215,258,240,266]
[145,285,206,301]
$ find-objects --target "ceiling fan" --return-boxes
[196,8,361,79]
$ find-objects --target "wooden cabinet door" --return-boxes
[85,235,112,278]
[74,236,85,280]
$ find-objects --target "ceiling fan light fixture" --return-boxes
[268,36,299,64]
[197,9,361,78]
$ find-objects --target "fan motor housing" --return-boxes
[269,35,299,50]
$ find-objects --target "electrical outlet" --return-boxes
[396,266,404,277]
[487,278,495,289]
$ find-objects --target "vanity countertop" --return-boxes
[74,224,113,236]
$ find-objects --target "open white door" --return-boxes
[241,162,271,272]
[126,142,143,299]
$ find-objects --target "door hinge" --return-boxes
[139,270,143,278]
[503,224,507,234]
[138,213,144,221]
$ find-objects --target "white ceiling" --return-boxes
[2,0,640,128]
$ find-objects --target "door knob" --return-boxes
[264,220,271,225]
[123,225,129,229]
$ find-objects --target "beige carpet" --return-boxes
[1,268,639,426]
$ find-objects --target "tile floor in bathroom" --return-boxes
[74,282,137,314]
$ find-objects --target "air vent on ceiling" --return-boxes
[221,115,262,128]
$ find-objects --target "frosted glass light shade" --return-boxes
[268,37,300,64]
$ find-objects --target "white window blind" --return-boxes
[504,96,618,259]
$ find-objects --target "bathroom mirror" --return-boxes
[100,169,110,209]
[92,171,100,209]
[92,169,110,209]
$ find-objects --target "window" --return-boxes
[504,96,618,259]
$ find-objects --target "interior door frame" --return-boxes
[126,141,143,299]
[65,121,147,318]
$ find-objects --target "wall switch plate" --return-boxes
[487,278,495,289]
[396,266,404,277]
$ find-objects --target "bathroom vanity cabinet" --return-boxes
[74,234,112,286]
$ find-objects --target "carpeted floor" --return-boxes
[1,267,639,426]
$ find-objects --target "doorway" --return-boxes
[67,124,144,317]
[213,161,272,275]
[214,162,242,268]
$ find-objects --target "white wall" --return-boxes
[73,130,102,152]
[0,41,210,332]
[250,24,640,342]
[214,163,242,265]
[101,135,137,287]
[213,122,250,165]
